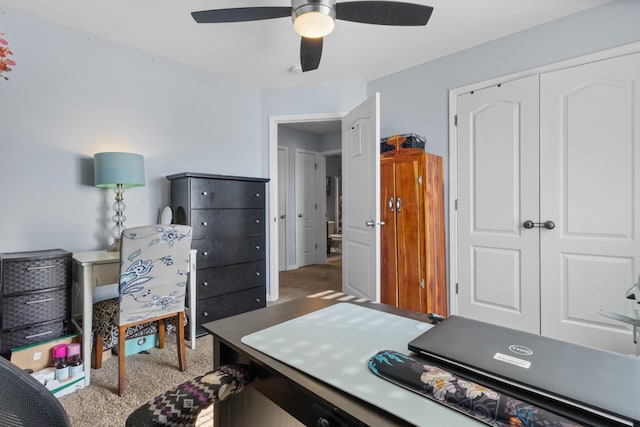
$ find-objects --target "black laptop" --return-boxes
[408,315,640,427]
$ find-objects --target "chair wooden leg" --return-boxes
[176,312,186,372]
[158,319,166,349]
[94,335,104,369]
[118,325,127,397]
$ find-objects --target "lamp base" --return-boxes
[107,238,121,253]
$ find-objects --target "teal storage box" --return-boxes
[113,334,158,356]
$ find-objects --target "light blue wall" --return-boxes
[368,0,640,276]
[0,6,262,252]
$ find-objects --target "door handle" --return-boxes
[523,220,555,230]
[365,220,385,227]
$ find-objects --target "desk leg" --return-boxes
[188,249,197,350]
[83,266,93,387]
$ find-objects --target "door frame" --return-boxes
[268,112,346,301]
[448,41,640,316]
[277,145,288,272]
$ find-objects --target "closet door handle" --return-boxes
[365,220,375,227]
[523,220,555,230]
[388,196,395,212]
[396,197,402,212]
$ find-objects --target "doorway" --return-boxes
[268,113,344,301]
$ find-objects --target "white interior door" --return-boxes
[540,52,640,354]
[342,93,380,300]
[278,146,287,271]
[456,75,541,333]
[295,149,318,268]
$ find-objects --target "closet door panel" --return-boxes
[456,75,540,333]
[540,52,640,354]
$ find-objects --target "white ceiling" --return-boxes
[1,0,612,89]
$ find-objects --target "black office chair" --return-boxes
[0,355,71,427]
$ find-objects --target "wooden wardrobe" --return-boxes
[380,135,447,316]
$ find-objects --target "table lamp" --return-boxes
[94,152,145,251]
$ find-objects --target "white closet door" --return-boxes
[295,149,319,268]
[540,52,640,354]
[456,75,541,333]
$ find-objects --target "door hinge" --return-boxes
[455,283,459,294]
[420,278,425,289]
[454,114,458,126]
[315,243,318,250]
[314,163,318,170]
[418,176,423,185]
[315,203,317,210]
[455,199,458,210]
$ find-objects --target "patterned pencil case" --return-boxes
[368,350,584,427]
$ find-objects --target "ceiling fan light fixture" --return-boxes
[292,0,336,38]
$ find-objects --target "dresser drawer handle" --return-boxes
[255,245,260,250]
[255,298,261,303]
[202,311,209,317]
[25,298,54,305]
[25,330,53,339]
[255,272,260,276]
[26,265,55,271]
[202,251,208,256]
[201,281,208,287]
[201,191,208,196]
[255,193,260,198]
[201,221,208,226]
[254,219,260,224]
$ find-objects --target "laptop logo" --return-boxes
[508,345,533,356]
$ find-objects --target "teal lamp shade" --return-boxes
[94,152,145,187]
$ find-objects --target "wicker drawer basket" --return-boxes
[1,287,68,329]
[0,319,67,354]
[1,250,71,294]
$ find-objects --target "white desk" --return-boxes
[71,249,197,386]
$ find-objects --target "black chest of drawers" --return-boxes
[167,173,269,338]
[0,249,71,355]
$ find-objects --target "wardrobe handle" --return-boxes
[388,196,395,212]
[396,197,402,212]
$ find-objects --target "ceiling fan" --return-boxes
[191,0,433,72]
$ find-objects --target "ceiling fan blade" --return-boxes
[335,1,433,26]
[300,37,323,72]
[191,7,292,24]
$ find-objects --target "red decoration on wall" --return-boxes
[0,33,16,80]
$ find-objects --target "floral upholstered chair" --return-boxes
[92,224,192,396]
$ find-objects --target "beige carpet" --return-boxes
[60,261,341,426]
